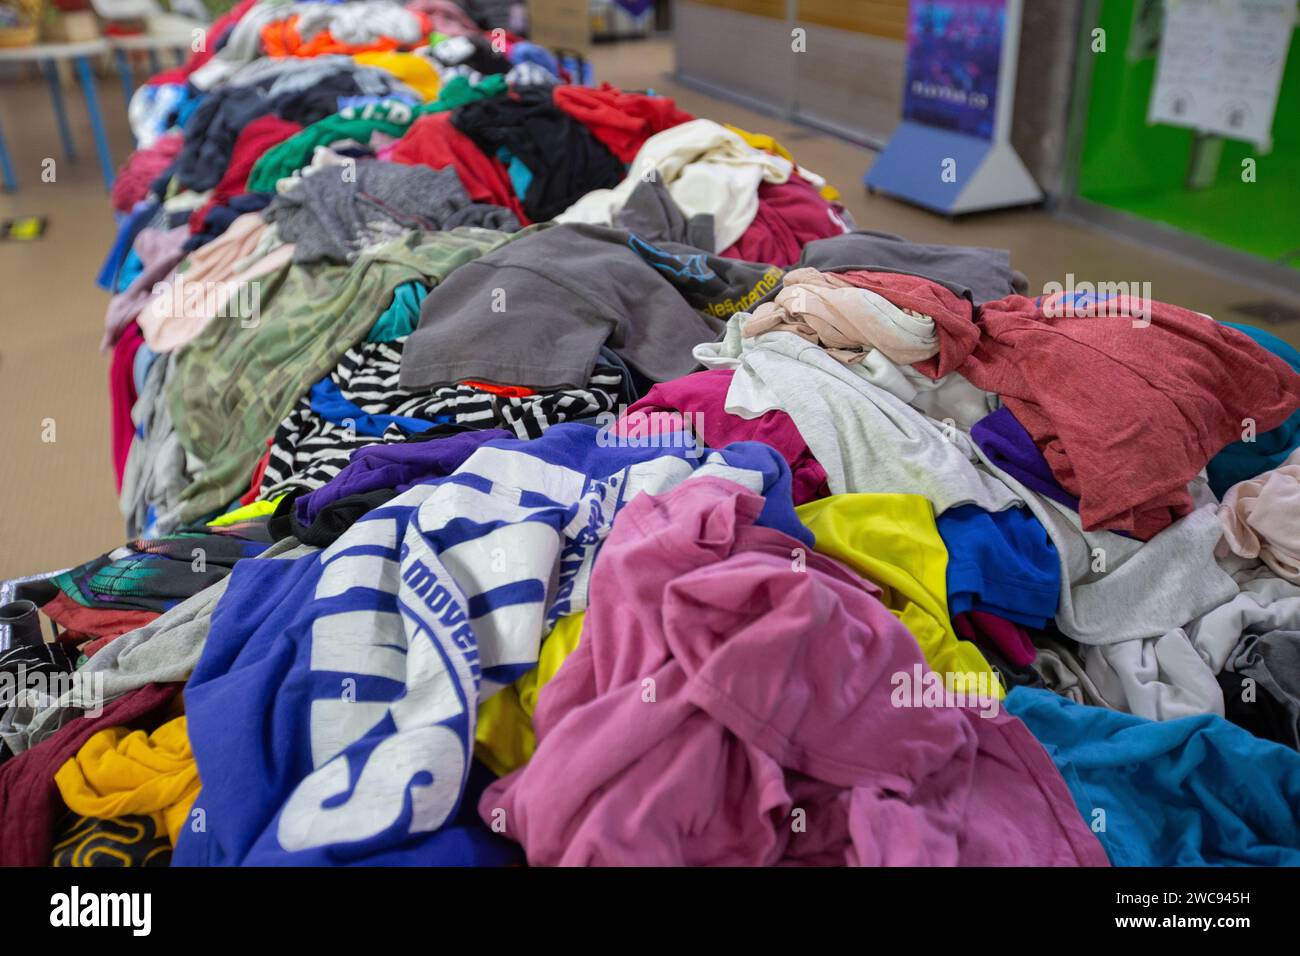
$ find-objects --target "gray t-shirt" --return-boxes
[797,230,1025,304]
[399,222,781,390]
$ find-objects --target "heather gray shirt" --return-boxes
[265,161,518,265]
[399,222,779,390]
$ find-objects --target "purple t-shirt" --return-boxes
[294,429,510,525]
[972,406,1079,511]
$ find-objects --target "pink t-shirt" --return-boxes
[480,477,1108,866]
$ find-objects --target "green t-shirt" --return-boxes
[246,74,508,194]
[168,226,511,520]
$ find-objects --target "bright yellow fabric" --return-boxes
[727,124,795,163]
[796,494,1001,696]
[54,716,200,847]
[726,124,841,202]
[353,52,442,102]
[475,612,585,776]
[207,496,283,527]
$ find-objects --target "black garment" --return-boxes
[51,814,173,868]
[0,642,74,753]
[1219,669,1298,751]
[0,642,74,764]
[270,488,398,548]
[1220,631,1300,751]
[595,346,644,406]
[457,0,516,30]
[148,159,180,202]
[267,71,386,128]
[452,88,625,222]
[624,231,778,315]
[973,639,1046,694]
[0,641,72,690]
[405,422,483,441]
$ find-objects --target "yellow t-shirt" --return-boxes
[54,716,201,847]
[796,494,1001,696]
[474,612,585,776]
[353,52,442,103]
[477,495,1003,775]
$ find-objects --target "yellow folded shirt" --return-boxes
[475,612,585,776]
[797,493,1001,696]
[353,52,442,103]
[54,715,200,847]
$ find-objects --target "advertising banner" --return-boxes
[902,0,1007,141]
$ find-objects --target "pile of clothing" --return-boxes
[4,0,1300,868]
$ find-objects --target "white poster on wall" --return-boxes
[1148,0,1297,150]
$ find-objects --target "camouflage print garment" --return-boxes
[167,226,510,522]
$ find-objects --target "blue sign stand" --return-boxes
[865,0,1042,215]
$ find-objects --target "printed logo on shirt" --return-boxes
[49,887,151,936]
[545,454,705,628]
[702,267,783,319]
[274,511,473,854]
[627,234,716,283]
[624,236,783,317]
[340,99,413,123]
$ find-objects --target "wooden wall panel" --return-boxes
[688,0,786,20]
[797,0,908,39]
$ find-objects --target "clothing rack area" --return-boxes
[2,0,1300,870]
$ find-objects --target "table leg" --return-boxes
[147,50,161,75]
[42,58,78,162]
[114,48,135,118]
[73,56,115,191]
[0,116,17,191]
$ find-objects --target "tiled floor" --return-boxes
[1,38,1297,578]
